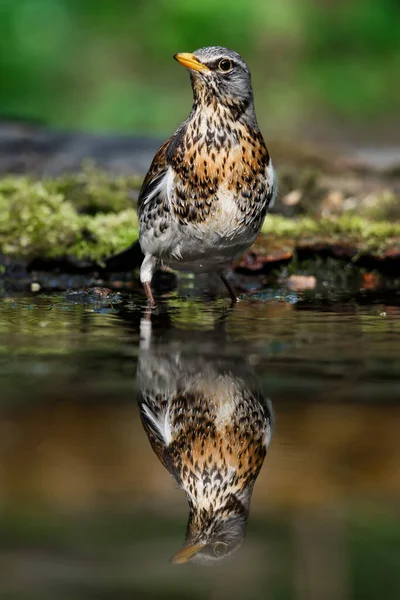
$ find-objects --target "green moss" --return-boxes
[71,209,138,261]
[0,170,398,264]
[50,162,142,214]
[0,174,138,261]
[0,178,82,258]
[261,213,400,254]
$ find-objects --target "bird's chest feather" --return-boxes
[172,424,266,507]
[169,110,270,233]
[139,109,274,269]
[167,383,269,504]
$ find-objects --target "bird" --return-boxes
[137,322,274,564]
[105,46,276,305]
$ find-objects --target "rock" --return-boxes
[287,275,317,291]
[283,189,302,206]
[361,272,380,290]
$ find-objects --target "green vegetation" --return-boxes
[261,213,400,254]
[53,165,142,214]
[0,169,398,263]
[0,0,398,137]
[0,171,138,261]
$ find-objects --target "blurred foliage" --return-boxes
[0,0,399,137]
[0,508,399,600]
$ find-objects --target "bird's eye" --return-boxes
[213,542,228,557]
[218,58,232,73]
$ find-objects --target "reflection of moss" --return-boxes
[2,508,398,599]
[0,170,399,263]
[349,509,400,600]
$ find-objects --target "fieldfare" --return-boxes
[107,46,276,305]
[138,342,274,564]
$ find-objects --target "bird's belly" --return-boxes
[164,193,261,272]
[140,185,267,272]
[165,224,257,272]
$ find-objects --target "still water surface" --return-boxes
[0,286,399,599]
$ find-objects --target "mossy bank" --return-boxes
[0,166,399,270]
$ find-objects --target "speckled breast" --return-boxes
[162,115,274,269]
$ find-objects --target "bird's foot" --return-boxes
[220,273,239,303]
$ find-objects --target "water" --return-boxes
[0,286,399,599]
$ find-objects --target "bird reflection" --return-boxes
[137,315,274,564]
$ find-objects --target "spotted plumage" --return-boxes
[138,349,274,564]
[136,46,277,305]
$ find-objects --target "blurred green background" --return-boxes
[0,0,399,142]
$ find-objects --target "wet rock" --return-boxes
[234,249,293,274]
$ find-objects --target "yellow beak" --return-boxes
[171,542,206,564]
[174,53,210,73]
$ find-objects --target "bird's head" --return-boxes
[171,493,248,565]
[174,46,255,119]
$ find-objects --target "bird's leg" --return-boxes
[220,273,239,303]
[140,254,157,307]
[143,282,155,307]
